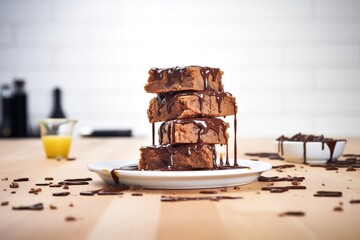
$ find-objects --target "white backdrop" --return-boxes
[0,0,360,138]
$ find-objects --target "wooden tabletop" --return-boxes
[0,137,359,240]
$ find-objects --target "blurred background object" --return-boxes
[0,0,359,138]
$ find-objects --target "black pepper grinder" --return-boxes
[11,79,28,137]
[0,84,13,137]
[49,87,66,118]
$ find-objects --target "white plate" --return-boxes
[275,140,346,164]
[87,159,272,189]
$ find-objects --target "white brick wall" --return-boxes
[0,0,359,138]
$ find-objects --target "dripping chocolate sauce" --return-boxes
[276,133,346,164]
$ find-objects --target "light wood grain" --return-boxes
[0,138,359,240]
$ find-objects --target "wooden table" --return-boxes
[0,138,359,240]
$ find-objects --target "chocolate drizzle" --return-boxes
[155,91,233,117]
[276,133,346,163]
[159,118,228,145]
[151,66,221,92]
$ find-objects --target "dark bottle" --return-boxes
[11,79,28,137]
[49,87,66,118]
[0,84,13,137]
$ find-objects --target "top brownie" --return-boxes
[144,66,224,93]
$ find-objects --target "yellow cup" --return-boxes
[38,119,77,159]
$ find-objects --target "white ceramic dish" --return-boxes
[87,159,272,189]
[275,140,346,164]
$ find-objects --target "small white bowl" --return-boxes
[275,140,346,164]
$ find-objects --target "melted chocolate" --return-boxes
[155,91,233,117]
[12,203,44,211]
[314,191,342,197]
[160,195,242,202]
[159,118,228,145]
[277,133,346,163]
[150,66,221,91]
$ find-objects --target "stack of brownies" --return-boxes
[139,66,237,170]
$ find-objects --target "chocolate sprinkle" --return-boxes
[199,191,217,194]
[350,200,360,204]
[63,178,92,182]
[45,177,54,181]
[1,201,9,206]
[131,193,143,196]
[65,216,76,222]
[161,195,242,202]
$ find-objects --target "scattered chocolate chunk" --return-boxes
[291,181,300,186]
[52,192,70,197]
[35,183,50,186]
[63,178,92,182]
[279,211,305,217]
[258,176,305,182]
[49,184,62,188]
[322,183,325,186]
[11,191,16,194]
[12,203,44,211]
[45,177,54,181]
[326,167,339,171]
[29,188,42,194]
[346,167,356,171]
[13,178,29,182]
[1,177,8,181]
[131,193,143,196]
[50,204,57,210]
[339,202,343,206]
[161,195,242,202]
[314,191,342,197]
[69,203,74,207]
[350,200,360,204]
[334,206,343,212]
[63,185,69,190]
[1,201,9,206]
[65,216,76,222]
[9,182,19,188]
[199,191,217,194]
[58,181,89,186]
[66,157,76,161]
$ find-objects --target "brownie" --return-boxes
[147,91,237,123]
[139,144,215,170]
[145,66,224,93]
[159,118,229,145]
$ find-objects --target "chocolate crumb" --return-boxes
[3,189,6,191]
[291,181,300,186]
[45,177,54,181]
[66,157,76,161]
[234,186,240,190]
[131,193,143,196]
[9,182,19,188]
[326,167,338,171]
[63,184,69,190]
[322,183,325,186]
[52,192,70,197]
[1,201,9,206]
[69,203,74,207]
[339,202,343,206]
[256,192,261,194]
[49,184,62,188]
[11,191,16,194]
[50,204,57,210]
[1,177,8,181]
[220,188,228,192]
[65,216,76,222]
[14,178,29,182]
[334,206,343,212]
